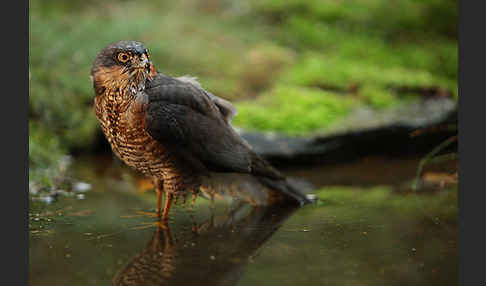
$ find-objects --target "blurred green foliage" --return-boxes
[29,0,457,183]
[234,85,356,134]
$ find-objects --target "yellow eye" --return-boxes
[118,52,130,63]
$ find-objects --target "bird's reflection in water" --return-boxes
[112,203,298,286]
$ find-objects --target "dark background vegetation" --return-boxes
[29,0,457,187]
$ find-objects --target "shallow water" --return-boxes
[29,156,457,286]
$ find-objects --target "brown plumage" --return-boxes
[91,40,311,220]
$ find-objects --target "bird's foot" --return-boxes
[156,220,169,230]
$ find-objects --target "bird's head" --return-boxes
[91,40,157,96]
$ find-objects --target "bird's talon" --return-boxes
[156,220,168,230]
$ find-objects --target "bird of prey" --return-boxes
[91,40,311,220]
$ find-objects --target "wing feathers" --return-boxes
[144,73,283,180]
[176,76,238,122]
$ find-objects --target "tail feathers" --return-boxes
[257,176,317,206]
[250,153,285,181]
[199,172,317,207]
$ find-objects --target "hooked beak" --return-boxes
[133,53,150,72]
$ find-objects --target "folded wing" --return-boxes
[144,74,283,180]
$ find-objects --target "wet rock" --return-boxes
[32,196,55,204]
[73,182,91,192]
[239,97,457,166]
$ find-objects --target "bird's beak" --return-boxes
[134,53,150,70]
[141,54,149,67]
[143,54,152,73]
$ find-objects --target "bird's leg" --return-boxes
[162,191,173,222]
[155,210,169,230]
[153,178,164,217]
[156,187,163,217]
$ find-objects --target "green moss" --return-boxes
[358,86,400,109]
[253,0,457,41]
[29,121,65,169]
[254,0,457,102]
[29,121,67,190]
[233,85,356,135]
[282,52,455,92]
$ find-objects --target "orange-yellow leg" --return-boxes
[162,192,173,222]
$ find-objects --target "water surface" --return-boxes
[29,156,457,285]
